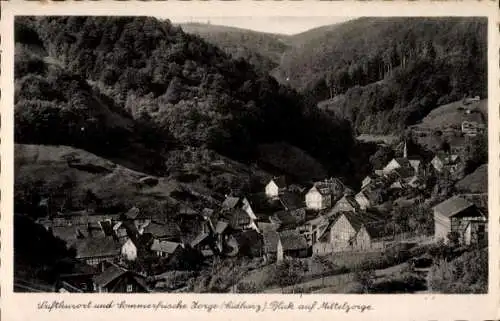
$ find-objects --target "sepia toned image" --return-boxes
[11,14,490,295]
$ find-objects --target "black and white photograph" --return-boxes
[12,14,489,295]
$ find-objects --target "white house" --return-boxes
[382,158,412,175]
[121,238,137,261]
[265,176,287,198]
[354,191,371,210]
[305,186,331,210]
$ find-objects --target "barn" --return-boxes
[433,195,485,244]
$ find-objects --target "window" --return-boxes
[126,284,133,293]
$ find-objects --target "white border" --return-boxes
[1,1,499,321]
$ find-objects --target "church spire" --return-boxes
[403,140,407,158]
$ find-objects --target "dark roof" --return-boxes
[272,208,306,227]
[190,232,210,247]
[263,231,280,253]
[124,207,140,220]
[74,237,121,259]
[99,220,115,236]
[336,212,385,233]
[279,192,304,210]
[215,220,229,234]
[393,166,415,179]
[227,208,252,229]
[143,221,181,240]
[222,196,241,210]
[335,195,360,211]
[257,221,278,233]
[394,158,412,168]
[361,223,387,240]
[247,193,283,214]
[150,240,182,254]
[279,230,308,251]
[433,196,475,218]
[270,176,287,189]
[92,264,127,287]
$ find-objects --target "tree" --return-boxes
[275,259,308,293]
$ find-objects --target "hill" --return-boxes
[15,16,354,177]
[179,23,290,75]
[455,164,488,194]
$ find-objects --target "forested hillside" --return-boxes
[280,17,488,134]
[179,23,290,75]
[183,18,487,135]
[15,16,354,177]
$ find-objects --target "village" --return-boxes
[27,96,488,293]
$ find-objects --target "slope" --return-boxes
[179,22,291,75]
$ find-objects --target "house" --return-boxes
[355,191,371,210]
[225,208,259,231]
[263,231,283,262]
[233,230,263,257]
[121,233,154,262]
[279,230,310,258]
[265,176,287,198]
[150,240,184,259]
[221,196,257,222]
[431,153,460,174]
[361,174,377,189]
[433,195,487,244]
[92,264,150,293]
[313,212,386,254]
[462,121,486,137]
[355,224,388,251]
[382,158,413,175]
[73,237,122,266]
[305,178,345,210]
[330,195,360,214]
[296,214,331,246]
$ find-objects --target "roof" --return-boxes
[272,208,306,227]
[92,264,127,287]
[124,207,140,220]
[201,208,215,218]
[143,221,181,240]
[74,237,121,259]
[257,221,278,233]
[99,220,115,236]
[227,208,252,229]
[311,178,345,197]
[279,230,308,251]
[279,191,304,210]
[150,240,181,254]
[433,196,475,218]
[335,211,385,233]
[190,232,210,247]
[270,176,287,189]
[393,166,415,179]
[222,196,241,210]
[215,220,229,234]
[336,195,360,210]
[361,223,387,240]
[263,231,280,253]
[394,157,412,168]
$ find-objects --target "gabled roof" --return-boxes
[393,157,412,168]
[393,166,415,179]
[336,195,360,210]
[227,208,253,229]
[222,196,241,210]
[124,207,140,220]
[190,232,211,247]
[272,208,306,227]
[279,230,308,251]
[433,196,476,218]
[215,220,229,234]
[361,223,387,240]
[335,211,385,234]
[74,237,121,259]
[311,178,345,197]
[150,240,182,254]
[143,221,181,240]
[92,264,127,287]
[263,231,280,253]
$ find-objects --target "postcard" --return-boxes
[1,1,498,320]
